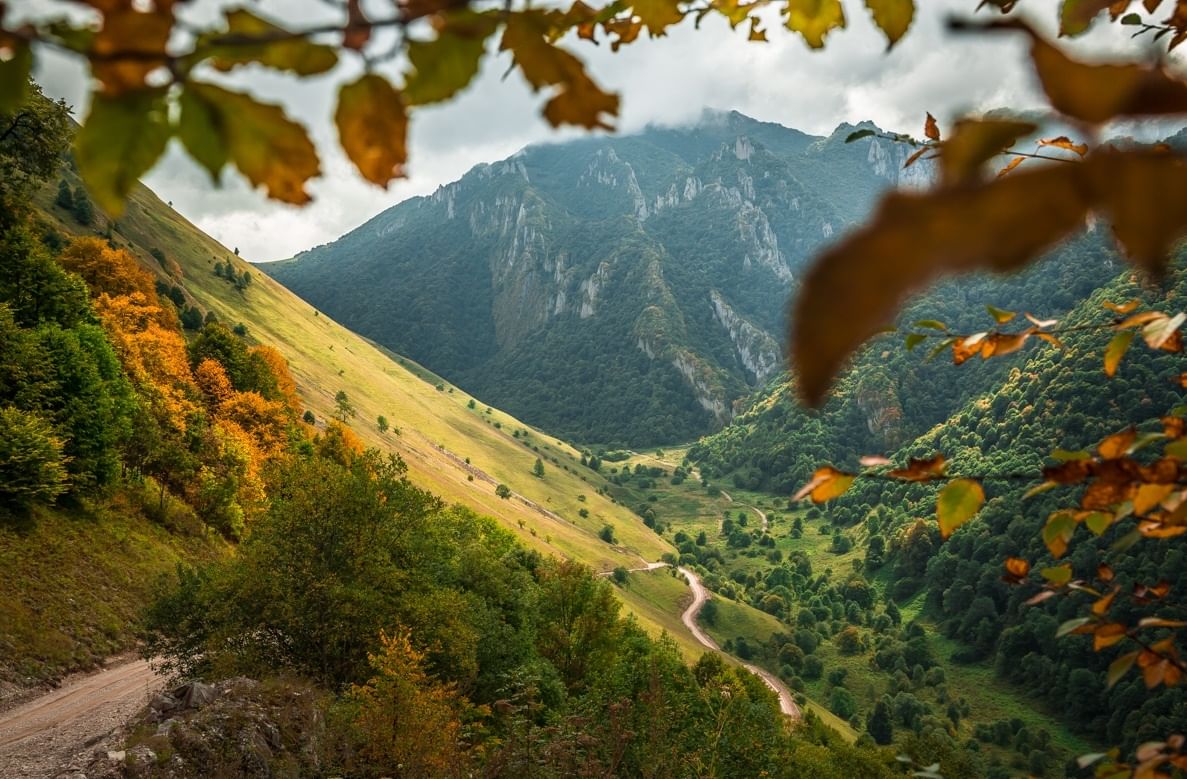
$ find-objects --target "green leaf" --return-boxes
[177,86,229,183]
[404,14,497,106]
[1043,511,1076,558]
[1106,651,1138,689]
[1119,12,1141,25]
[914,319,947,331]
[335,74,408,186]
[1041,564,1072,585]
[845,129,875,143]
[864,0,913,49]
[183,83,319,204]
[1051,448,1091,461]
[904,333,926,351]
[1164,438,1187,459]
[74,87,171,217]
[1022,481,1059,499]
[1056,616,1091,638]
[1083,511,1113,536]
[1103,330,1134,377]
[201,9,338,75]
[936,478,984,539]
[1110,528,1142,553]
[784,0,846,48]
[0,40,32,114]
[985,303,1017,324]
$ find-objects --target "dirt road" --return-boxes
[0,657,163,779]
[678,567,800,719]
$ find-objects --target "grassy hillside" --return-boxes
[0,492,225,689]
[30,170,681,642]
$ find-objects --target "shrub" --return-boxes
[0,406,69,517]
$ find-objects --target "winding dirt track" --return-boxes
[0,657,163,779]
[678,567,801,719]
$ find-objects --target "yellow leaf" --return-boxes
[1094,622,1128,651]
[997,156,1025,177]
[790,163,1089,405]
[1133,483,1175,515]
[793,465,855,503]
[864,0,914,49]
[91,7,172,95]
[936,478,984,539]
[0,39,32,113]
[784,0,846,48]
[940,119,1036,185]
[1044,511,1077,558]
[184,83,320,205]
[1060,0,1116,36]
[633,0,685,35]
[1103,330,1135,377]
[336,74,408,187]
[75,87,171,217]
[1099,427,1137,459]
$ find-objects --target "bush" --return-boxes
[0,406,69,518]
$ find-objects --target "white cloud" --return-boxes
[20,0,1171,260]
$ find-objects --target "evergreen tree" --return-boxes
[71,186,92,225]
[532,457,544,478]
[867,698,894,745]
[54,179,73,210]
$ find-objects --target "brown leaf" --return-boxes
[335,74,408,187]
[501,12,619,129]
[1004,556,1031,579]
[1038,135,1089,156]
[888,454,947,481]
[941,119,1036,185]
[997,156,1025,177]
[790,163,1089,404]
[91,7,173,95]
[1085,150,1187,275]
[1094,622,1128,650]
[924,111,940,141]
[1029,30,1187,123]
[1105,299,1141,315]
[344,0,371,50]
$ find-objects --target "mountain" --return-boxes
[264,110,931,446]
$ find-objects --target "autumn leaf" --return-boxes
[1060,0,1116,36]
[923,112,940,141]
[336,74,408,187]
[1094,623,1128,651]
[75,87,171,217]
[181,83,320,204]
[199,9,338,75]
[790,163,1089,405]
[1103,330,1135,377]
[1038,135,1088,156]
[1107,651,1139,688]
[1044,511,1077,558]
[1099,427,1137,459]
[793,465,855,503]
[888,454,946,481]
[784,0,846,48]
[1085,150,1187,275]
[939,119,1035,185]
[936,478,984,538]
[1003,556,1030,581]
[1028,28,1187,124]
[633,0,685,35]
[501,12,619,129]
[1134,483,1175,515]
[91,7,172,95]
[404,12,499,106]
[1041,563,1072,585]
[864,0,914,49]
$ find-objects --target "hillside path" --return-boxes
[677,567,800,719]
[0,657,163,779]
[718,489,768,531]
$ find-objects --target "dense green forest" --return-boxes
[686,216,1187,766]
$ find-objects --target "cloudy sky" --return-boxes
[22,0,1165,261]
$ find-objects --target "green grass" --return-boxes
[0,494,226,685]
[614,568,706,661]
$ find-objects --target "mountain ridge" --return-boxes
[264,110,930,445]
